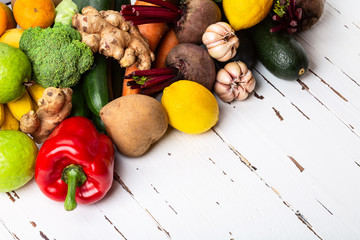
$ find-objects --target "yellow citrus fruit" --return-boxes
[0,28,24,48]
[223,0,273,31]
[161,80,219,134]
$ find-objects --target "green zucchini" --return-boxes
[72,0,115,11]
[83,54,110,116]
[249,16,309,80]
[91,114,107,134]
[70,80,91,118]
[115,0,130,11]
[111,59,125,99]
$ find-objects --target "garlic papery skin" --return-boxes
[202,22,240,62]
[214,61,256,102]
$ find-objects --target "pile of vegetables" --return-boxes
[0,0,326,211]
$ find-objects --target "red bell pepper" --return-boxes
[35,116,114,211]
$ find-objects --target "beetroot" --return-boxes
[271,0,326,33]
[121,0,221,44]
[125,43,216,95]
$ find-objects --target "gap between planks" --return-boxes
[211,128,324,239]
[113,172,172,239]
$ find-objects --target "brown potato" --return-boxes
[100,94,168,158]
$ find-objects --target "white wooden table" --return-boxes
[1,0,360,239]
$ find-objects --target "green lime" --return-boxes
[0,130,38,192]
[0,43,32,103]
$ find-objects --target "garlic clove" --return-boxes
[216,69,233,85]
[214,82,235,102]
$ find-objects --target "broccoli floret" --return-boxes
[19,23,94,88]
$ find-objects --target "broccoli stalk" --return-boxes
[19,23,94,88]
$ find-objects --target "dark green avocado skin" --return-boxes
[249,16,309,80]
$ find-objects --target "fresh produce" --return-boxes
[27,83,46,103]
[92,114,107,134]
[70,81,91,118]
[202,22,239,62]
[0,3,16,36]
[72,6,154,70]
[121,0,221,44]
[0,28,24,48]
[161,80,219,134]
[111,58,125,98]
[0,7,7,37]
[0,130,38,192]
[72,0,114,11]
[0,104,4,127]
[250,16,309,80]
[133,0,169,52]
[20,87,73,144]
[0,105,19,130]
[13,0,56,29]
[215,61,256,102]
[55,0,79,26]
[19,23,94,88]
[121,0,171,96]
[7,90,34,121]
[152,28,179,69]
[35,116,114,211]
[222,0,273,31]
[12,0,63,8]
[82,54,110,116]
[125,43,216,95]
[271,0,325,33]
[115,0,130,11]
[100,94,168,157]
[214,30,255,69]
[0,43,32,104]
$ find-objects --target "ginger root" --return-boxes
[20,87,73,144]
[72,6,155,70]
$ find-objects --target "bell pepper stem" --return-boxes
[61,165,87,211]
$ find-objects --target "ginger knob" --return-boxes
[202,22,239,62]
[214,61,256,102]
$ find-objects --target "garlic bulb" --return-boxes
[214,61,256,102]
[202,22,240,62]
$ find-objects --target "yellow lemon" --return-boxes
[161,80,219,134]
[223,0,273,30]
[0,28,24,48]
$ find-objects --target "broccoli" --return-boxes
[19,23,94,88]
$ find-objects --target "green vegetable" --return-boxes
[70,80,91,118]
[115,0,130,11]
[83,54,110,116]
[55,0,79,26]
[92,114,107,134]
[19,23,94,88]
[72,0,114,11]
[249,17,309,80]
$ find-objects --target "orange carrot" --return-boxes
[153,28,179,69]
[134,1,169,52]
[122,0,169,96]
[122,64,141,95]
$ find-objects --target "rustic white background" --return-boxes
[1,0,360,239]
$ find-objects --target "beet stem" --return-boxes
[143,74,177,88]
[141,76,180,96]
[136,0,181,13]
[129,18,171,25]
[120,0,182,25]
[125,67,178,78]
[135,10,179,20]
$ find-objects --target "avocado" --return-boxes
[249,16,309,80]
